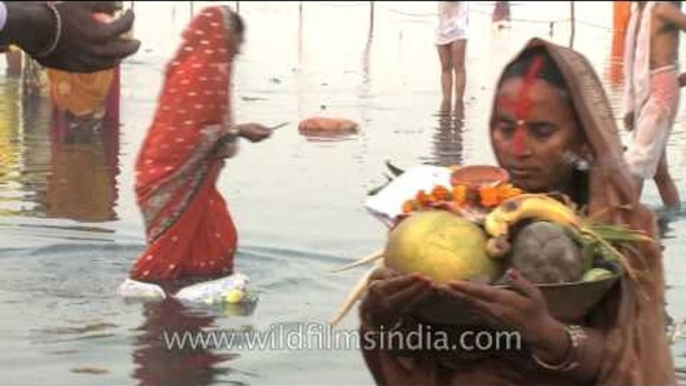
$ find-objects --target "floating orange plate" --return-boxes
[298,117,358,137]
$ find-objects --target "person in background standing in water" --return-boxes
[623,1,684,210]
[436,1,469,115]
[492,1,511,29]
[127,6,272,288]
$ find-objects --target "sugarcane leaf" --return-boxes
[588,224,653,243]
[598,244,619,262]
[562,225,585,244]
[582,242,599,265]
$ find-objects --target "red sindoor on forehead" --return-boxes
[498,55,545,155]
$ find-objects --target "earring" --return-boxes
[575,157,590,171]
[575,146,592,171]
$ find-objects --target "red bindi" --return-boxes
[498,56,544,155]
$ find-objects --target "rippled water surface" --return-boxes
[1,2,686,384]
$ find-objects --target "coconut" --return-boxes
[507,221,591,284]
[384,211,501,284]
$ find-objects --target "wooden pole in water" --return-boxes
[370,1,374,31]
[298,1,303,63]
[569,1,576,48]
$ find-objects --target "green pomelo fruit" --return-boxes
[384,211,500,284]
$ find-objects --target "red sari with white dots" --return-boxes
[130,6,239,282]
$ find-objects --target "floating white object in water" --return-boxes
[116,273,250,305]
[116,278,167,300]
[174,273,249,304]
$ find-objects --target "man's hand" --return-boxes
[2,2,140,73]
[679,72,686,88]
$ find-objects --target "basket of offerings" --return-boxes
[329,163,650,327]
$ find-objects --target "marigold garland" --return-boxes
[401,183,523,214]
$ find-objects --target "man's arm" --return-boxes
[0,2,53,56]
[655,2,686,32]
[0,2,140,73]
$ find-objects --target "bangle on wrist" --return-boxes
[227,125,240,136]
[531,324,586,372]
[35,3,61,58]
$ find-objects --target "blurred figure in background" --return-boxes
[436,1,469,115]
[606,1,631,89]
[492,1,511,29]
[623,1,684,209]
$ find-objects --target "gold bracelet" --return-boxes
[531,324,586,372]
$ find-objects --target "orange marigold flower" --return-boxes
[479,186,500,207]
[402,200,416,213]
[416,190,432,206]
[497,184,523,200]
[431,185,450,201]
[452,185,467,206]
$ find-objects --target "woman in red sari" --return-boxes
[129,6,271,285]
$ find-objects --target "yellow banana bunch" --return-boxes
[484,193,645,282]
[484,194,581,238]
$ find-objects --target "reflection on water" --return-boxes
[422,102,465,166]
[45,111,119,223]
[19,90,51,218]
[0,63,121,228]
[44,65,121,223]
[0,78,21,217]
[0,69,52,218]
[132,299,237,386]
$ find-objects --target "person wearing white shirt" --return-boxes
[436,1,469,114]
